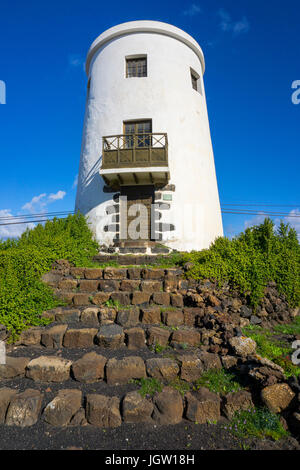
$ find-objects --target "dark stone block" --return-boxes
[104,224,119,233]
[157,203,170,210]
[156,223,175,232]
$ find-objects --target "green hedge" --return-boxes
[178,219,300,309]
[0,215,299,339]
[0,214,99,339]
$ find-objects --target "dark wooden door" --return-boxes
[121,185,154,241]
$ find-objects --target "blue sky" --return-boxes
[0,0,299,239]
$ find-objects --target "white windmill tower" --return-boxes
[75,20,223,253]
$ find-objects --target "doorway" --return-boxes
[120,185,155,242]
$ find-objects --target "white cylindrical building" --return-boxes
[75,20,223,252]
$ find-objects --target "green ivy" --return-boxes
[178,219,300,309]
[0,213,99,340]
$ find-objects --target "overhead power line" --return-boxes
[221,211,300,218]
[0,210,300,228]
[0,218,61,226]
[221,209,299,217]
[222,204,300,208]
[0,211,75,221]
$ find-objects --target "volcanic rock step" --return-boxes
[18,312,208,351]
[0,350,227,427]
[45,261,298,329]
[0,385,230,428]
[1,350,296,428]
[0,349,261,428]
[0,351,225,384]
[93,254,172,265]
[56,291,189,308]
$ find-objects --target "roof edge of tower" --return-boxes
[85,20,205,76]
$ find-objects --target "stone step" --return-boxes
[101,241,173,256]
[48,266,183,280]
[41,305,202,327]
[17,314,209,353]
[64,279,176,293]
[0,379,229,429]
[0,345,231,428]
[0,347,225,402]
[0,344,252,429]
[93,254,173,265]
[68,266,183,280]
[2,348,224,384]
[53,289,191,307]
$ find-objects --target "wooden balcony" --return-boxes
[100,133,170,188]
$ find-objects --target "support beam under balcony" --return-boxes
[99,166,170,189]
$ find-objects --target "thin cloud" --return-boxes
[0,209,35,239]
[205,40,218,48]
[218,8,232,31]
[68,54,85,73]
[72,174,78,189]
[48,190,66,202]
[68,54,84,67]
[244,212,267,229]
[217,9,250,36]
[224,224,236,240]
[183,4,202,16]
[22,190,66,213]
[233,17,250,35]
[283,209,300,240]
[22,193,47,212]
[245,209,300,241]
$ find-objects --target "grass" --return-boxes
[273,315,300,335]
[159,323,179,331]
[103,299,131,310]
[168,377,191,396]
[131,377,164,398]
[132,375,190,398]
[194,368,243,395]
[224,407,289,441]
[149,342,171,354]
[242,320,300,378]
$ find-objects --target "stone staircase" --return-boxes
[1,262,299,437]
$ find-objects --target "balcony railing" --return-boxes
[101,133,168,170]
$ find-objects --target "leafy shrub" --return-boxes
[178,219,300,309]
[225,407,288,441]
[0,214,98,339]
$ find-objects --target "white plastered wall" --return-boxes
[75,21,223,251]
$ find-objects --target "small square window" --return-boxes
[190,68,202,94]
[126,57,147,78]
